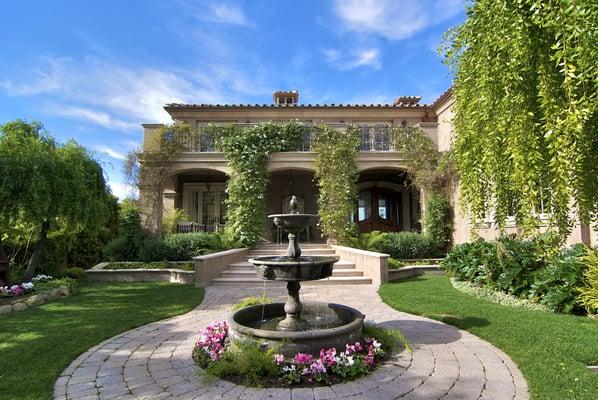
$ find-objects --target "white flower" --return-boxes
[21,282,34,290]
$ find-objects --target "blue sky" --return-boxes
[0,0,465,199]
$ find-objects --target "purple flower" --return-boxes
[194,320,229,362]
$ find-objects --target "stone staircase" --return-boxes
[212,243,372,286]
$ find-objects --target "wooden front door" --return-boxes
[356,188,402,232]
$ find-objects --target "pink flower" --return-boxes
[319,348,336,367]
[293,353,313,365]
[274,353,285,365]
[345,341,362,355]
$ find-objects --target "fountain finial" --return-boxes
[290,195,299,214]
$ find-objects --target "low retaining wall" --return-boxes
[389,265,444,281]
[86,269,194,285]
[194,248,249,287]
[0,286,71,315]
[331,245,389,286]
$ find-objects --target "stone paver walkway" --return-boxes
[54,284,528,400]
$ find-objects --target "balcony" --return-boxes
[176,124,394,153]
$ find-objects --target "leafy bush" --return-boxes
[578,247,598,315]
[232,296,273,311]
[529,244,588,314]
[441,239,499,285]
[35,277,77,293]
[61,267,87,281]
[102,236,131,262]
[202,341,278,386]
[162,232,216,260]
[162,208,191,234]
[102,202,144,262]
[377,232,435,259]
[424,194,452,255]
[137,238,171,262]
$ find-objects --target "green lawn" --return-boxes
[0,282,204,400]
[379,275,598,400]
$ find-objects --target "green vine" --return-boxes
[210,122,306,246]
[442,0,597,238]
[313,125,360,243]
[125,124,194,234]
[391,125,456,197]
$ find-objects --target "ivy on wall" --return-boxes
[441,0,597,237]
[125,124,194,234]
[313,125,360,244]
[210,122,306,246]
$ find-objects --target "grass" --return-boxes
[0,282,204,400]
[105,261,195,271]
[379,275,598,400]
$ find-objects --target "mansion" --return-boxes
[141,90,597,247]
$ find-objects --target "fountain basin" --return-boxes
[228,302,365,356]
[250,255,339,281]
[270,213,317,234]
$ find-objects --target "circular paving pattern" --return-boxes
[54,284,529,400]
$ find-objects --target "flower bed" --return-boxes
[192,320,403,387]
[0,275,76,314]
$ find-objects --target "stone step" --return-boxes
[228,260,356,269]
[248,249,336,256]
[212,276,372,286]
[220,268,363,278]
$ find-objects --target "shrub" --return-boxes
[424,194,452,256]
[137,238,171,262]
[101,203,145,261]
[61,267,87,281]
[162,208,191,234]
[530,245,588,314]
[35,277,77,293]
[441,239,499,285]
[203,341,278,386]
[578,247,598,315]
[102,236,131,262]
[376,232,435,259]
[344,231,389,251]
[162,232,216,260]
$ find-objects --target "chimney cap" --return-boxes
[393,96,421,106]
[273,90,299,105]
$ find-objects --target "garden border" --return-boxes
[388,265,444,281]
[0,286,71,315]
[87,262,194,285]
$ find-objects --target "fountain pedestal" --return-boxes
[279,281,305,331]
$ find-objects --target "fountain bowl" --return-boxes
[228,302,365,356]
[250,255,339,281]
[270,213,318,234]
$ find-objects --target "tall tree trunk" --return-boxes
[23,220,50,281]
[0,236,9,285]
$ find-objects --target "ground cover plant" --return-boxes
[0,282,204,400]
[192,320,404,387]
[379,275,598,400]
[104,261,195,271]
[0,274,76,305]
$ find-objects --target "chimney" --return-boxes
[273,90,299,105]
[393,96,421,106]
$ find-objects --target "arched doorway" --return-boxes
[166,169,228,232]
[264,169,324,243]
[355,169,421,233]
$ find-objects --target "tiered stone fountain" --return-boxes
[228,196,365,356]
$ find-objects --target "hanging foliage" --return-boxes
[313,125,360,244]
[211,122,306,246]
[391,125,457,196]
[442,0,598,237]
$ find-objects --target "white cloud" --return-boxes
[48,106,137,131]
[333,0,463,40]
[323,47,381,70]
[209,3,251,26]
[93,145,126,161]
[2,56,264,129]
[109,182,138,201]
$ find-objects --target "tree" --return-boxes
[442,0,597,238]
[0,120,115,279]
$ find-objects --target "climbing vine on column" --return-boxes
[313,125,360,244]
[211,122,306,246]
